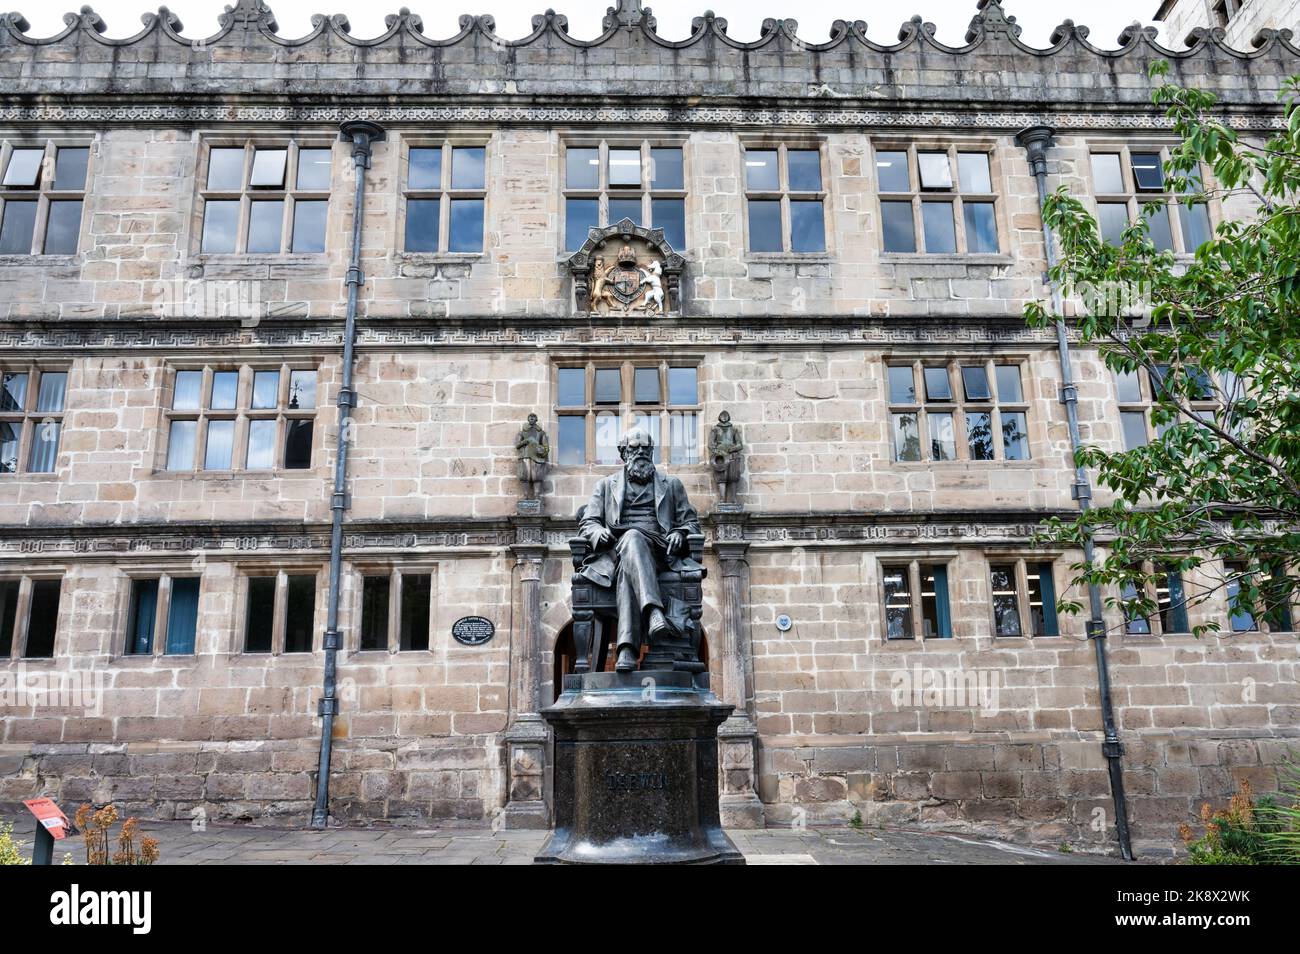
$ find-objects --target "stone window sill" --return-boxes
[558,252,696,264]
[880,253,1014,266]
[991,634,1071,643]
[153,470,319,479]
[880,636,978,646]
[348,649,436,657]
[1123,628,1292,641]
[188,254,328,276]
[0,254,78,266]
[0,656,59,666]
[555,463,706,472]
[394,251,485,264]
[889,460,1037,467]
[744,253,832,265]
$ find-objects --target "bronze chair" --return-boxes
[567,505,707,673]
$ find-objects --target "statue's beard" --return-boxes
[625,457,655,484]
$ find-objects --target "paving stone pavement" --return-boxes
[2,812,1131,865]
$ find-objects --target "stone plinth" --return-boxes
[535,670,744,865]
[499,714,551,829]
[717,715,765,828]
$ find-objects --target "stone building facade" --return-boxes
[0,0,1296,855]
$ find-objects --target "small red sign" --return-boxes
[23,798,70,840]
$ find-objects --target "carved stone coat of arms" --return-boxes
[567,218,684,317]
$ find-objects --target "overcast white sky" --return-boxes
[10,0,1171,48]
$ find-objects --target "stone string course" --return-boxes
[0,104,1288,131]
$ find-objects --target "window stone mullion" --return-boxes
[13,576,33,657]
[155,575,174,656]
[272,569,288,656]
[389,568,401,653]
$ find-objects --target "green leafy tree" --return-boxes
[1025,63,1300,636]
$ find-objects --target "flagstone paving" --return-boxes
[2,812,1133,865]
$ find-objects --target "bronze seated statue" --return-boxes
[567,427,707,673]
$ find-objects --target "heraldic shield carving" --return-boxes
[567,218,684,317]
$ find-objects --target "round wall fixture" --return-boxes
[452,616,495,645]
[775,614,793,632]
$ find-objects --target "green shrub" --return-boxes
[0,821,31,865]
[1180,775,1298,865]
[1254,762,1300,864]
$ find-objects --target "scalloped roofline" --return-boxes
[1,0,1296,59]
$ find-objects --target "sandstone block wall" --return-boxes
[1,0,1296,852]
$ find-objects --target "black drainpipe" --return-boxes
[311,120,385,830]
[1016,126,1134,860]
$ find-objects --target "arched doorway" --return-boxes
[551,622,710,702]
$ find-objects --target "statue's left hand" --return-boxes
[666,530,687,558]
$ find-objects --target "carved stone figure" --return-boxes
[642,259,665,314]
[589,257,608,315]
[575,426,703,672]
[515,413,550,499]
[708,410,744,505]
